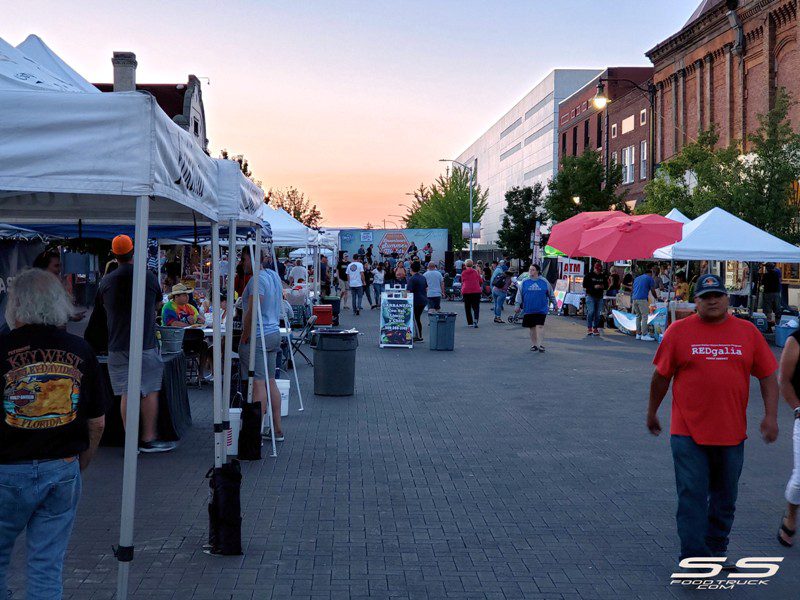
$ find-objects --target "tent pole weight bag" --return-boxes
[206,460,243,555]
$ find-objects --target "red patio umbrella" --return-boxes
[547,210,627,256]
[577,214,683,262]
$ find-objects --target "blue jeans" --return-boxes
[585,296,604,328]
[671,435,744,559]
[373,283,384,303]
[0,458,81,599]
[492,289,506,318]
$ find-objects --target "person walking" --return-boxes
[514,264,556,352]
[0,269,107,599]
[491,269,513,323]
[240,250,285,442]
[347,258,366,315]
[647,274,778,563]
[372,263,385,308]
[762,262,782,328]
[777,326,800,547]
[632,266,657,341]
[423,261,445,314]
[363,261,375,308]
[407,261,428,343]
[460,259,483,328]
[97,235,174,453]
[583,262,607,336]
[337,254,350,310]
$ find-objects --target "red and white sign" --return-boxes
[378,232,410,256]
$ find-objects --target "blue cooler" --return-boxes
[775,325,796,348]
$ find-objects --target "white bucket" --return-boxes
[227,407,242,456]
[276,379,290,417]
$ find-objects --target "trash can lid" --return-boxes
[312,328,359,335]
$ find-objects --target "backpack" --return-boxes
[492,273,506,289]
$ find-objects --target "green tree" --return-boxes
[404,166,488,249]
[267,186,323,227]
[636,126,740,219]
[544,149,626,223]
[496,184,546,262]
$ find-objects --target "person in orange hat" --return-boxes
[97,234,175,453]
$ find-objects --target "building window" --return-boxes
[621,145,636,184]
[611,151,617,166]
[583,120,590,150]
[640,109,647,126]
[611,123,617,138]
[640,140,648,180]
[193,118,199,135]
[572,127,578,155]
[596,113,602,149]
[562,132,567,158]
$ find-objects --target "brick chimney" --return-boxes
[112,52,137,92]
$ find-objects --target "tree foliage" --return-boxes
[544,149,626,223]
[496,184,546,261]
[404,167,488,249]
[638,88,800,242]
[268,186,323,228]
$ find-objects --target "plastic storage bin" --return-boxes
[775,324,796,348]
[312,304,333,326]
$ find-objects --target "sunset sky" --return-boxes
[7,0,699,227]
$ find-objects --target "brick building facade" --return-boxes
[646,0,800,163]
[557,67,653,206]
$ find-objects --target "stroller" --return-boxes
[445,274,462,301]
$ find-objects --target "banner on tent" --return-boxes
[0,240,45,332]
[379,291,413,348]
[339,229,448,262]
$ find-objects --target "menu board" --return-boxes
[379,293,414,348]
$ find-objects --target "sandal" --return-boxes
[530,346,538,352]
[778,515,795,547]
[538,346,546,353]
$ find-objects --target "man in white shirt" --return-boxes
[288,259,307,285]
[423,262,445,313]
[454,257,464,274]
[347,258,366,315]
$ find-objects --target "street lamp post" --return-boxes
[592,77,657,183]
[440,157,477,261]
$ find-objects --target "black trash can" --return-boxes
[429,312,457,351]
[313,329,358,396]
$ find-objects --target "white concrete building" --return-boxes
[455,68,602,244]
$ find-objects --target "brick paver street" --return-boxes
[10,302,800,599]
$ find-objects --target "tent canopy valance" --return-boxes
[653,207,800,263]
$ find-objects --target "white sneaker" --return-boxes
[640,335,655,342]
[635,334,641,340]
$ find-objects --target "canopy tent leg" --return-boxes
[668,259,675,325]
[115,195,150,600]
[211,224,224,468]
[245,230,261,407]
[272,244,304,412]
[248,236,277,458]
[221,219,237,462]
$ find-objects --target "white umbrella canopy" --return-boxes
[653,207,800,262]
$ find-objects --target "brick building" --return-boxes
[557,67,653,206]
[646,0,800,163]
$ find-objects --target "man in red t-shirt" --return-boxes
[647,274,779,562]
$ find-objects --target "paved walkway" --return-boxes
[9,301,800,599]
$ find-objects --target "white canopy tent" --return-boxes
[664,208,692,224]
[654,207,800,262]
[0,36,269,597]
[16,35,101,94]
[257,204,313,246]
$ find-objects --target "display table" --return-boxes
[99,352,192,447]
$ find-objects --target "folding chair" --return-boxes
[290,315,317,367]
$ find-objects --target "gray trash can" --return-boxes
[429,312,457,351]
[313,329,359,396]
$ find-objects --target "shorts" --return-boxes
[427,296,441,310]
[107,348,164,396]
[239,330,281,381]
[522,313,546,327]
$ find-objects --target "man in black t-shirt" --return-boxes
[0,269,107,599]
[97,235,173,453]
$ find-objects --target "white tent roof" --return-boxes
[257,204,313,246]
[653,207,800,262]
[665,208,692,224]
[0,37,85,93]
[16,35,100,94]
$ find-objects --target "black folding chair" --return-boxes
[290,315,317,367]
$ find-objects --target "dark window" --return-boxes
[596,113,602,149]
[193,118,199,135]
[572,127,578,156]
[561,132,567,158]
[583,120,590,150]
